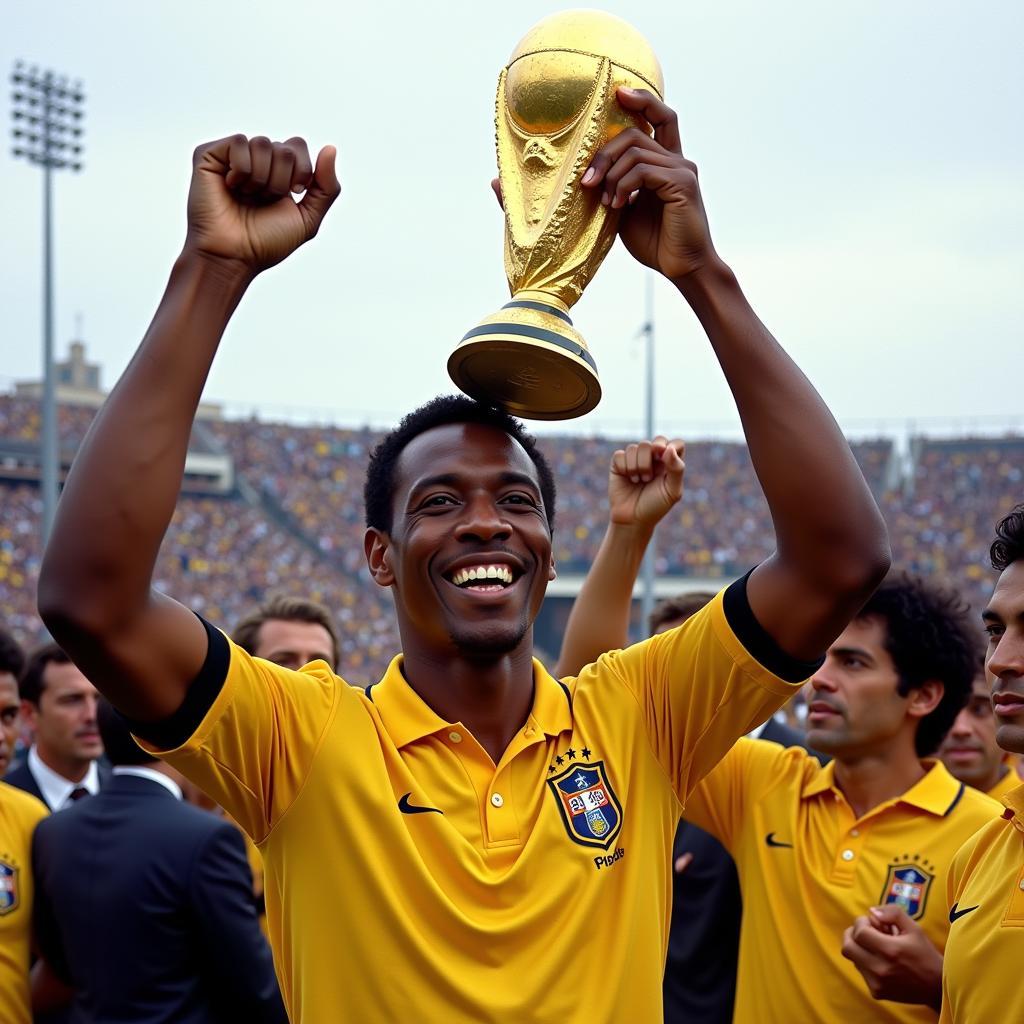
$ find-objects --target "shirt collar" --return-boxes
[369,656,573,749]
[801,758,966,816]
[1000,781,1024,823]
[28,746,100,810]
[112,765,183,800]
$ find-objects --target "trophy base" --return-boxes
[448,296,601,420]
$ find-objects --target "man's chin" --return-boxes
[996,723,1024,757]
[450,623,530,659]
[804,727,845,753]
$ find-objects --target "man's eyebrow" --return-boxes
[409,473,462,494]
[499,471,541,491]
[831,645,874,662]
[981,609,1003,624]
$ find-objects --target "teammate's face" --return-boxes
[23,661,104,769]
[984,560,1024,754]
[0,672,20,775]
[805,616,942,760]
[939,674,1004,789]
[255,619,336,671]
[369,422,554,658]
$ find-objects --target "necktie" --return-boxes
[69,786,90,802]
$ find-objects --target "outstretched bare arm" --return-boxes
[584,89,890,660]
[37,136,340,721]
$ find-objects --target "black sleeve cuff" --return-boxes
[123,615,230,749]
[723,569,825,684]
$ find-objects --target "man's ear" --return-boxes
[364,528,395,587]
[19,699,39,734]
[548,554,557,582]
[906,679,944,720]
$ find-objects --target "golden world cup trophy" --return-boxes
[447,9,664,420]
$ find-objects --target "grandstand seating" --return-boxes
[1,394,1018,682]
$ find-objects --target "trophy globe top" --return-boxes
[505,9,664,137]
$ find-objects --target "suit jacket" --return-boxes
[2,758,113,810]
[664,723,826,1024]
[32,772,286,1024]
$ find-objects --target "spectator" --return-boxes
[4,645,110,810]
[31,699,286,1024]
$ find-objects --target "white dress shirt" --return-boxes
[28,745,101,810]
[111,765,183,800]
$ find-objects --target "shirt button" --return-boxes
[448,731,462,743]
[491,793,504,808]
[1019,879,1024,891]
[850,829,860,838]
[842,849,855,862]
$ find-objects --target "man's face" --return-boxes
[368,422,555,658]
[939,674,1004,789]
[984,560,1024,754]
[254,619,336,671]
[0,672,20,775]
[805,616,941,759]
[23,661,103,768]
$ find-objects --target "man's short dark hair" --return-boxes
[363,395,557,534]
[649,592,716,635]
[0,628,25,680]
[97,698,157,766]
[232,594,341,670]
[991,504,1024,572]
[857,574,978,757]
[19,643,71,706]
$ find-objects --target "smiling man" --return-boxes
[36,91,889,1022]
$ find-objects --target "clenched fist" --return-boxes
[608,436,685,531]
[184,135,341,274]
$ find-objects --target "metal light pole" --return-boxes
[639,272,656,635]
[10,62,85,542]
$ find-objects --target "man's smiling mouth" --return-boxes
[448,564,516,591]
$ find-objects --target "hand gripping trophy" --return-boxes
[448,9,664,420]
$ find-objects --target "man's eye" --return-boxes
[503,493,538,506]
[422,495,457,508]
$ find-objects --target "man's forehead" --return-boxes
[257,617,333,650]
[44,660,96,696]
[987,560,1024,618]
[833,615,886,651]
[397,422,538,488]
[0,672,18,706]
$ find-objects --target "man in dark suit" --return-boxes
[31,699,286,1024]
[4,644,111,809]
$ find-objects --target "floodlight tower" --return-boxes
[10,62,86,541]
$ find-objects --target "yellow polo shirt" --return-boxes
[941,782,1024,1023]
[684,738,1000,1024]
[0,781,48,1024]
[986,763,1021,803]
[145,589,803,1022]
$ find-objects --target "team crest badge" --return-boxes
[880,858,935,920]
[548,761,623,849]
[0,859,18,916]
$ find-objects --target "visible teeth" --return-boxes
[451,565,514,587]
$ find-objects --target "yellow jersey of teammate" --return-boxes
[145,588,803,1022]
[940,783,1024,1023]
[684,737,999,1024]
[0,780,48,1024]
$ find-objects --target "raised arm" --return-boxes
[37,136,340,721]
[554,436,684,676]
[583,89,890,659]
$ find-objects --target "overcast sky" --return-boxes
[3,1,1021,437]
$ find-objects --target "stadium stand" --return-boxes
[0,394,1018,682]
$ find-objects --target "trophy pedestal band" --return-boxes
[448,298,601,420]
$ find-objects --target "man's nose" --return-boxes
[949,711,973,738]
[455,496,512,542]
[989,635,1024,682]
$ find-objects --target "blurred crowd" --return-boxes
[0,395,1019,683]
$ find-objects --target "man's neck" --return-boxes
[34,743,89,784]
[400,646,536,766]
[833,742,927,819]
[978,760,1009,794]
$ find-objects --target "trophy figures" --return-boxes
[448,9,664,420]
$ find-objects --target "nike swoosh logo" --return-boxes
[398,792,443,815]
[949,903,979,923]
[765,832,794,848]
